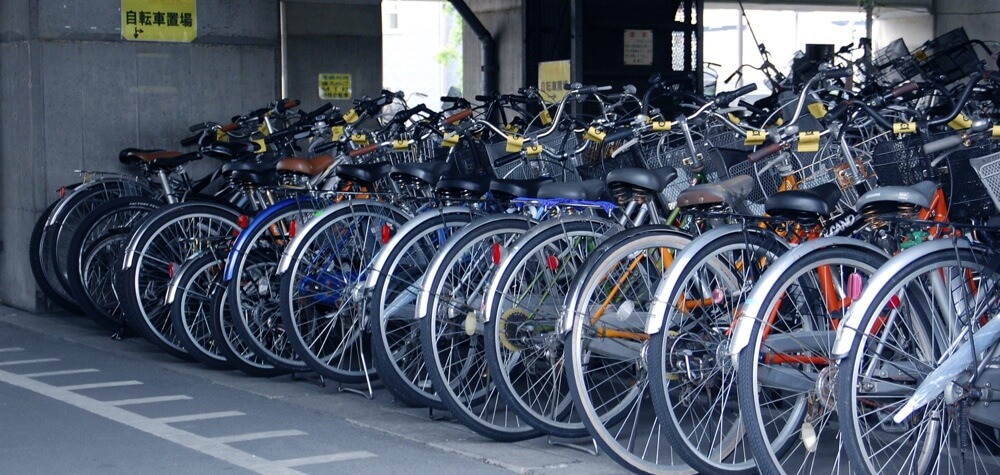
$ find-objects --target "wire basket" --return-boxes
[870,134,938,187]
[486,128,583,181]
[943,143,1000,222]
[871,38,921,87]
[914,27,980,85]
[970,151,1000,215]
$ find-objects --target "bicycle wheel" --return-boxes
[66,196,162,331]
[279,200,411,384]
[121,201,242,359]
[563,225,694,474]
[30,200,79,312]
[648,227,789,475]
[837,242,1000,475]
[207,279,287,378]
[44,180,152,307]
[419,214,542,441]
[736,245,888,475]
[483,216,620,437]
[368,208,475,409]
[169,252,231,370]
[227,199,323,372]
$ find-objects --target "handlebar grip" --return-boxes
[189,122,209,133]
[825,102,851,122]
[313,141,339,154]
[891,82,919,97]
[445,108,474,124]
[503,94,530,104]
[820,68,853,79]
[738,100,767,116]
[348,144,379,158]
[922,135,964,155]
[307,102,333,119]
[474,94,495,102]
[441,96,465,103]
[604,128,635,143]
[277,98,301,113]
[715,83,758,106]
[220,122,239,133]
[748,142,783,162]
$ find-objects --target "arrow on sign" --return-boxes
[134,27,144,39]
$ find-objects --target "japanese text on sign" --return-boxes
[538,60,571,102]
[319,74,352,100]
[121,0,197,43]
[624,29,653,66]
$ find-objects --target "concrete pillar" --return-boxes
[462,0,522,96]
[0,0,280,312]
[283,0,382,113]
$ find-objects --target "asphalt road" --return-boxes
[0,306,626,474]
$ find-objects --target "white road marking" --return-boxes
[106,395,193,406]
[0,358,60,366]
[20,368,100,378]
[0,367,376,474]
[152,411,245,424]
[274,451,377,467]
[0,347,25,352]
[210,430,308,444]
[59,380,143,391]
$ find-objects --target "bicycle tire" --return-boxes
[169,252,232,370]
[736,246,887,475]
[121,201,242,360]
[66,196,162,331]
[648,228,789,475]
[368,208,475,409]
[563,225,694,474]
[418,214,542,442]
[227,200,323,372]
[30,200,79,312]
[483,216,620,437]
[836,243,1000,475]
[279,200,411,384]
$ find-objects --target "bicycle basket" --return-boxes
[971,151,1000,214]
[948,145,1000,221]
[871,38,921,87]
[486,128,582,181]
[871,134,937,186]
[914,27,979,85]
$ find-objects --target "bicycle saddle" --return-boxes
[276,155,335,177]
[606,166,678,193]
[223,159,280,186]
[764,182,842,217]
[854,180,936,210]
[536,179,607,201]
[390,161,451,186]
[336,161,392,183]
[119,149,202,170]
[489,177,555,199]
[676,175,755,208]
[434,174,491,196]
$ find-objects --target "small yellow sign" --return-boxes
[893,122,917,135]
[797,131,821,153]
[121,0,197,43]
[538,60,571,102]
[744,129,767,146]
[319,73,352,100]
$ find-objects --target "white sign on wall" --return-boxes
[624,29,653,66]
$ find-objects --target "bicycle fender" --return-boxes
[223,196,316,282]
[414,215,534,320]
[45,178,150,228]
[121,201,240,270]
[729,236,888,368]
[363,206,475,291]
[830,238,975,360]
[275,199,411,275]
[645,225,787,335]
[560,224,689,335]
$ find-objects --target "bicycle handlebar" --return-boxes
[445,108,474,124]
[348,144,379,158]
[927,71,985,127]
[922,134,964,155]
[714,83,758,106]
[748,142,783,162]
[276,98,301,113]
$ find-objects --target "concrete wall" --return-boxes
[0,0,280,311]
[933,0,1000,45]
[462,0,523,96]
[283,0,382,112]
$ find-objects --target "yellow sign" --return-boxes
[319,73,352,100]
[121,0,197,43]
[538,60,571,102]
[744,129,767,146]
[797,131,821,153]
[893,122,917,135]
[948,113,972,131]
